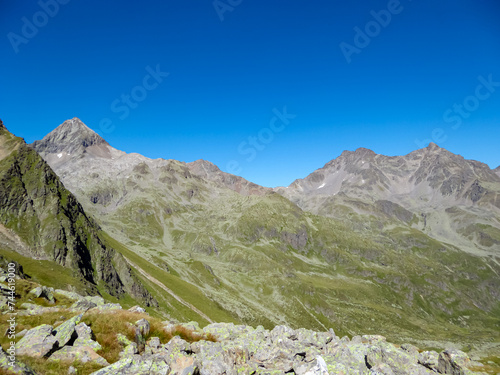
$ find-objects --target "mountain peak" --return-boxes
[0,119,5,130]
[426,142,442,151]
[31,118,109,157]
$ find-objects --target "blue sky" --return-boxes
[1,0,499,187]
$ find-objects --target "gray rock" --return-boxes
[295,355,329,375]
[418,350,439,370]
[54,313,82,347]
[71,299,97,311]
[120,342,139,357]
[89,354,170,375]
[437,349,472,375]
[366,341,417,375]
[136,318,151,337]
[68,365,77,374]
[16,329,28,339]
[362,335,386,345]
[54,290,82,301]
[28,286,43,298]
[400,343,419,363]
[178,321,200,332]
[88,303,122,312]
[49,346,109,366]
[128,305,147,314]
[16,324,58,358]
[0,346,36,374]
[165,336,191,353]
[74,322,101,351]
[147,337,161,350]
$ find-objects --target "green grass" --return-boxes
[102,232,239,326]
[0,248,90,294]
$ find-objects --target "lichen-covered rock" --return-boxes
[49,346,109,366]
[295,355,329,375]
[178,321,201,332]
[117,333,133,347]
[16,324,58,358]
[438,349,473,375]
[362,335,386,345]
[54,290,82,301]
[19,302,60,315]
[164,336,191,353]
[169,353,197,375]
[74,322,101,351]
[418,350,439,371]
[28,286,55,303]
[0,347,36,374]
[71,299,97,311]
[88,303,122,312]
[54,313,82,347]
[28,286,43,298]
[325,343,369,374]
[399,343,419,363]
[120,342,139,357]
[90,354,170,375]
[129,305,147,314]
[136,318,151,337]
[366,341,417,375]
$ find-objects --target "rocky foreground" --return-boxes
[1,281,488,375]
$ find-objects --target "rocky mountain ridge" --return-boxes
[275,143,500,257]
[0,121,156,306]
[21,118,500,358]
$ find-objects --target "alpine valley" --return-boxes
[2,118,500,367]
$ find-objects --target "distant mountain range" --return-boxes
[1,117,499,353]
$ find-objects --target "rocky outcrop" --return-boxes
[87,322,482,375]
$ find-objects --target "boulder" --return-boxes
[120,342,139,357]
[53,313,82,347]
[128,305,147,314]
[295,355,329,375]
[16,324,58,358]
[54,290,82,301]
[366,341,417,375]
[117,333,133,347]
[0,347,36,374]
[89,354,170,375]
[89,303,122,312]
[71,299,97,311]
[418,350,439,371]
[28,286,43,298]
[49,346,109,366]
[28,286,55,303]
[437,349,473,375]
[136,318,151,337]
[74,322,102,351]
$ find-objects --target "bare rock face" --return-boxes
[188,159,272,196]
[32,117,110,159]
